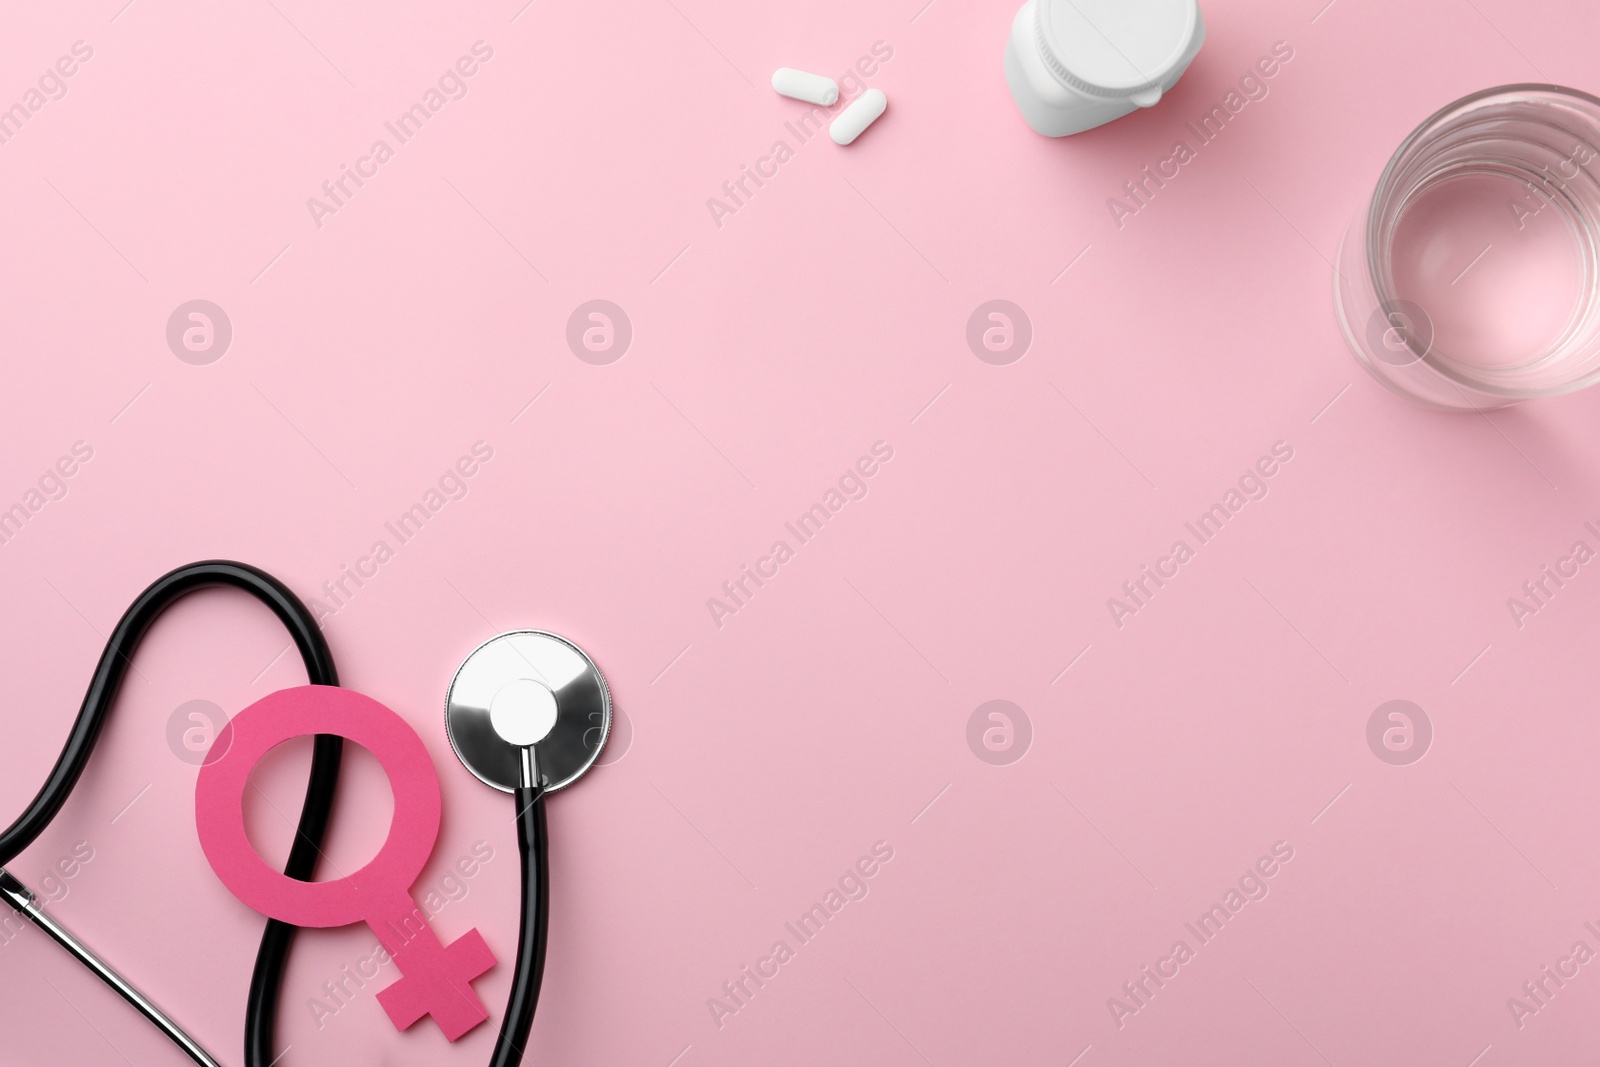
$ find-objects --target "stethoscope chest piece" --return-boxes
[446,630,611,793]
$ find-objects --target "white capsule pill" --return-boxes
[830,88,887,146]
[771,67,838,106]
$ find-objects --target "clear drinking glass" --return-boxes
[1335,85,1600,409]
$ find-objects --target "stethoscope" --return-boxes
[0,560,610,1067]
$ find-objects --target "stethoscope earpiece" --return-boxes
[445,630,611,794]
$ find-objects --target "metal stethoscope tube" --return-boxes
[0,869,225,1067]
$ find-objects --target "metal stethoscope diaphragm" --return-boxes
[445,630,612,794]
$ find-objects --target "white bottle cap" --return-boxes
[1033,0,1200,104]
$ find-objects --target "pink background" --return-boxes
[2,0,1599,1064]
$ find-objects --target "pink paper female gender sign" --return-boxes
[195,685,497,1041]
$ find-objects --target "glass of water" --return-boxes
[1335,85,1600,409]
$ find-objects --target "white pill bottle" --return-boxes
[1005,0,1204,137]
